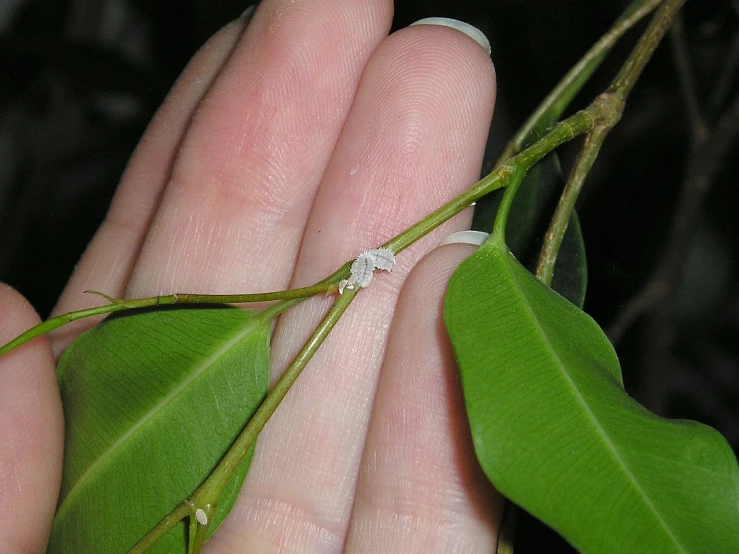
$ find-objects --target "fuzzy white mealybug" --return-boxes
[339,247,396,294]
[195,508,208,526]
[350,251,376,288]
[367,247,396,271]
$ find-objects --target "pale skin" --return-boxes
[0,0,504,552]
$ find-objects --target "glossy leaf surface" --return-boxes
[444,236,739,553]
[49,306,270,553]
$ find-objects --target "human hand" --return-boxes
[0,1,503,551]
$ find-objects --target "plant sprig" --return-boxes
[0,0,665,359]
[124,107,604,554]
[0,1,692,552]
[0,109,591,359]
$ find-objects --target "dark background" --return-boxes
[1,0,737,551]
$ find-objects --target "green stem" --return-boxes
[495,0,662,165]
[536,0,686,284]
[492,166,528,245]
[0,270,350,357]
[390,109,595,255]
[491,110,595,244]
[1,106,594,359]
[0,303,130,356]
[384,169,504,255]
[187,512,207,554]
[130,287,358,552]
[536,126,608,285]
[607,0,687,99]
[90,281,337,308]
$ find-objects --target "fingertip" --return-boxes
[400,16,497,104]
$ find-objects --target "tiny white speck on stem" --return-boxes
[338,274,357,294]
[195,508,208,526]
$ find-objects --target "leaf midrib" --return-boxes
[502,249,686,553]
[56,315,266,521]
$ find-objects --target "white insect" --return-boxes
[195,508,208,526]
[367,247,395,271]
[350,251,376,288]
[338,247,396,294]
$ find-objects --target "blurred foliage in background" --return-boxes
[0,1,737,551]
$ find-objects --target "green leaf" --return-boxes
[444,237,739,553]
[49,306,270,553]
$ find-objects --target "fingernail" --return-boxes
[410,17,491,56]
[439,230,490,247]
[241,4,257,20]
